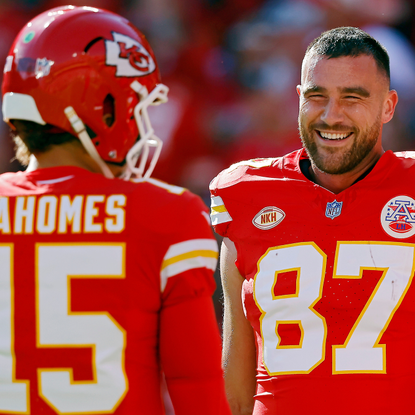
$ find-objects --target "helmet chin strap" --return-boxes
[64,107,114,179]
[64,81,168,181]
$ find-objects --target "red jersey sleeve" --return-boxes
[160,191,218,305]
[209,158,277,239]
[154,186,230,415]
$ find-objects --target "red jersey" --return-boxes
[210,149,415,415]
[0,166,229,415]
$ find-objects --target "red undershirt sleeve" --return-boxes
[160,292,230,414]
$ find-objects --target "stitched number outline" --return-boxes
[0,244,128,414]
[254,242,415,375]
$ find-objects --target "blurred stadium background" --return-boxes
[1,0,414,324]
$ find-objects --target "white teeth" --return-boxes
[320,132,350,140]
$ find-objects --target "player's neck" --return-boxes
[309,149,384,194]
[27,141,103,174]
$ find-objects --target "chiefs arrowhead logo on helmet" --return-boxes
[105,32,156,77]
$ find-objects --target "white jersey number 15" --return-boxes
[0,243,127,414]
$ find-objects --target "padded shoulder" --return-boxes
[394,151,415,160]
[210,158,279,192]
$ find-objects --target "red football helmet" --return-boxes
[2,5,168,179]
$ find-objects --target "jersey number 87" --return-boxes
[254,241,415,375]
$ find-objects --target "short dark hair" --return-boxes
[9,120,125,168]
[10,120,77,166]
[305,27,390,82]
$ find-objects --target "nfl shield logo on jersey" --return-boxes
[325,200,343,220]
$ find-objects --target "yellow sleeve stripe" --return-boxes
[161,250,218,270]
[211,205,227,213]
[163,239,218,259]
[210,196,232,226]
[160,239,219,291]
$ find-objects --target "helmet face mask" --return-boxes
[2,5,168,179]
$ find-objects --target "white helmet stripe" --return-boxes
[3,93,46,125]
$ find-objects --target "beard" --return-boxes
[299,114,382,175]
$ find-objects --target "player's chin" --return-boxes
[312,149,352,173]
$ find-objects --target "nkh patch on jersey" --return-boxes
[105,32,156,77]
[252,206,285,230]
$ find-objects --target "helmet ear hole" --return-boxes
[103,94,115,127]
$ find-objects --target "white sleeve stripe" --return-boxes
[211,195,225,207]
[160,256,218,292]
[210,195,233,225]
[163,239,218,260]
[211,211,232,225]
[161,249,218,271]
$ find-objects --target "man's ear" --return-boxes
[382,89,398,124]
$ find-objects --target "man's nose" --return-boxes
[320,99,344,125]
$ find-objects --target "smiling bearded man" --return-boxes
[297,34,394,181]
[299,95,384,176]
[208,26,415,415]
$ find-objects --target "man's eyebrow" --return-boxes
[340,87,370,97]
[303,85,326,95]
